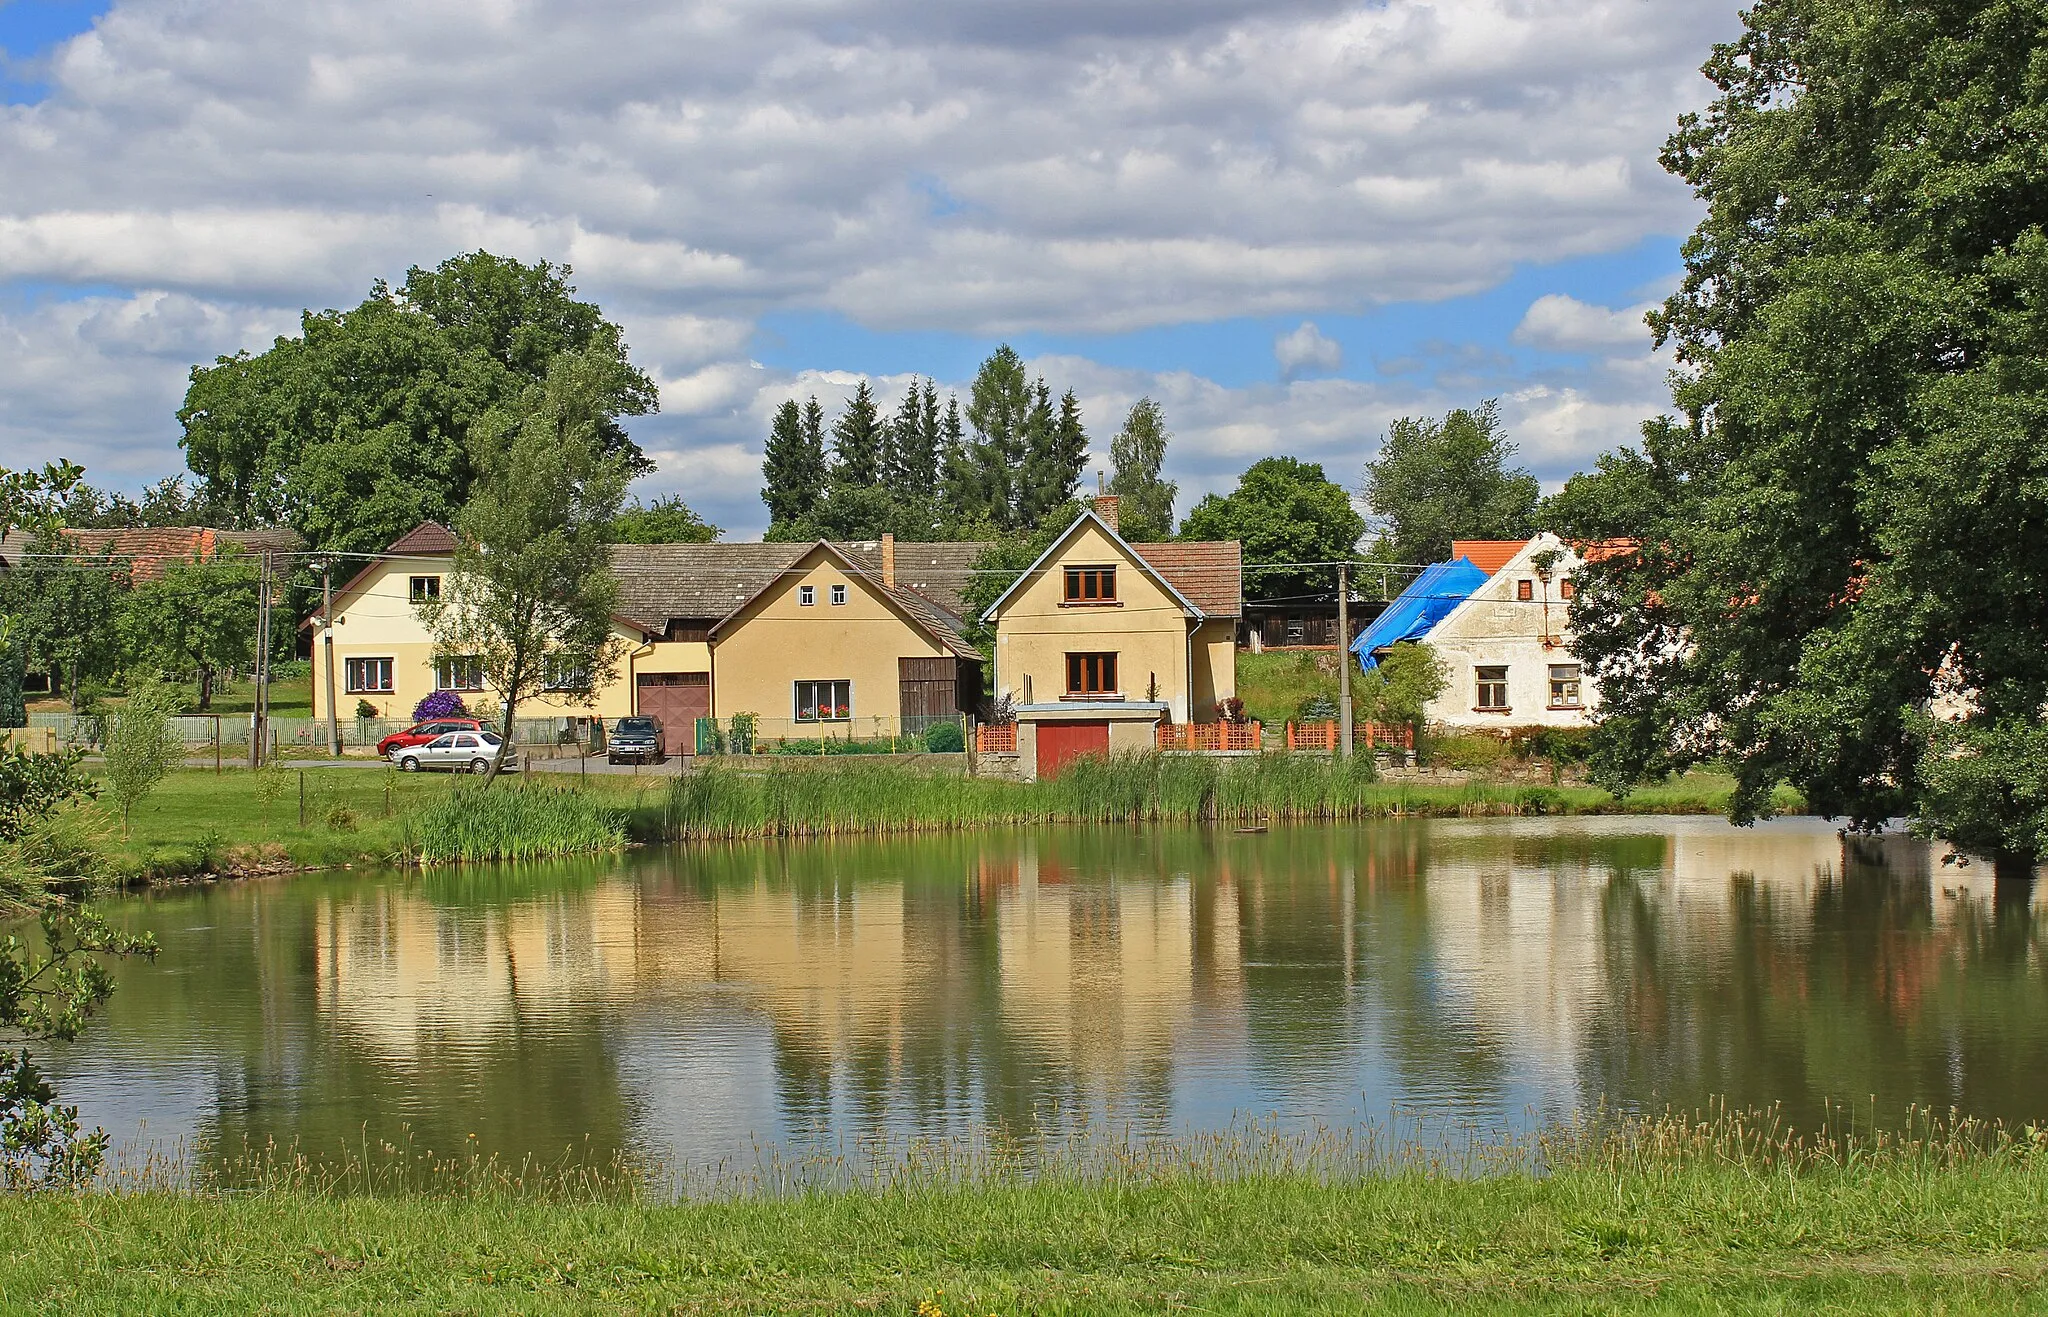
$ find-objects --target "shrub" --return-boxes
[923,721,965,754]
[411,690,470,722]
[353,699,380,720]
[1429,732,1511,772]
[102,678,187,835]
[728,713,759,755]
[1298,694,1338,721]
[324,804,359,833]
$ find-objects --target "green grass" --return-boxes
[403,784,629,864]
[9,1109,2046,1312]
[1235,649,1342,726]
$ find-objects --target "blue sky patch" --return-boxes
[0,0,110,102]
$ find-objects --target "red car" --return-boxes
[377,717,489,758]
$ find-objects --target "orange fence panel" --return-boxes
[977,723,1017,754]
[1158,722,1262,752]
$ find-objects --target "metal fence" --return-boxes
[26,711,588,753]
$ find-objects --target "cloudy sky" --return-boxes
[0,0,1741,538]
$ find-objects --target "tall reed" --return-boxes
[403,784,628,864]
[659,753,1596,841]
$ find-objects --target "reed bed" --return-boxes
[658,753,1597,840]
[402,783,629,864]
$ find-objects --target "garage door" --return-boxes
[635,672,710,755]
[1036,721,1109,780]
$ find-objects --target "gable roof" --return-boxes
[52,526,304,583]
[704,540,981,659]
[979,508,1240,622]
[1129,541,1243,617]
[609,539,989,634]
[1348,558,1490,668]
[1450,539,1530,578]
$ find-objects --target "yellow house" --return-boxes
[981,496,1241,780]
[311,523,984,754]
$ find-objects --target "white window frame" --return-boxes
[798,585,815,606]
[794,679,853,722]
[409,575,442,604]
[435,656,485,692]
[345,657,395,693]
[1475,665,1509,712]
[543,656,591,692]
[830,584,847,606]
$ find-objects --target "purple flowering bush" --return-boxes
[412,690,470,722]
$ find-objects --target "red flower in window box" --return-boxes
[833,704,850,719]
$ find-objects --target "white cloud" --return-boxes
[1274,321,1343,377]
[1512,293,1658,353]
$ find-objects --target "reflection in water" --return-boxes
[43,817,2048,1172]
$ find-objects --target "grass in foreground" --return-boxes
[8,1109,2045,1313]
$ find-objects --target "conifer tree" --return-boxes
[1018,381,1089,528]
[829,381,884,488]
[917,381,941,500]
[882,379,936,503]
[1107,397,1178,541]
[964,345,1033,527]
[761,397,826,531]
[940,393,980,531]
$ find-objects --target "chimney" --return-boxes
[1092,494,1120,533]
[881,532,896,589]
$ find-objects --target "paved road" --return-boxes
[166,752,695,778]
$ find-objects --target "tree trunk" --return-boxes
[485,687,519,787]
[196,665,213,712]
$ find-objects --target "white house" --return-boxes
[1351,534,1598,731]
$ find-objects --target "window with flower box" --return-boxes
[795,680,852,722]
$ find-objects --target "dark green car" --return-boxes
[608,716,665,765]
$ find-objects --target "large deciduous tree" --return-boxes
[1364,401,1540,565]
[423,346,631,784]
[178,252,656,556]
[121,550,259,712]
[1107,398,1178,541]
[610,495,721,545]
[1179,457,1365,602]
[1553,0,2048,865]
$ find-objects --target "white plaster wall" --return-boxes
[1421,534,1600,731]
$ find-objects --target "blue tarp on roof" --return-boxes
[1349,558,1489,669]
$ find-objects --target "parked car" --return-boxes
[608,716,665,765]
[377,717,489,758]
[390,730,520,774]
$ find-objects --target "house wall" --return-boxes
[311,556,659,724]
[1190,620,1237,717]
[993,521,1206,722]
[709,551,953,735]
[1420,535,1598,731]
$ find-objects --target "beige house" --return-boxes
[981,496,1242,779]
[310,523,984,754]
[1417,534,1600,731]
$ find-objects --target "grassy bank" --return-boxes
[659,755,1797,840]
[7,1110,2044,1312]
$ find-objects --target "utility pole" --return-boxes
[322,561,341,758]
[1337,560,1353,759]
[249,551,272,769]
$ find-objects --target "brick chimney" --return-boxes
[881,532,896,589]
[1092,494,1120,533]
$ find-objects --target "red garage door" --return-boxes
[1036,721,1109,780]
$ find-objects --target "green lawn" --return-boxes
[1235,649,1342,726]
[3,1159,2043,1313]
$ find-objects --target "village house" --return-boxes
[1350,534,1598,731]
[309,523,985,756]
[980,496,1242,780]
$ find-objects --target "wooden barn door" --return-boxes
[1036,721,1109,780]
[898,658,957,734]
[636,672,710,755]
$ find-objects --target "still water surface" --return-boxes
[47,816,2048,1171]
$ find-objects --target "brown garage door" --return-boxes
[1036,721,1109,780]
[635,672,709,755]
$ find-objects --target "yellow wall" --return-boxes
[311,556,679,723]
[1190,619,1237,716]
[709,548,953,733]
[992,521,1208,721]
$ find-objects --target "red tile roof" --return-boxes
[1450,539,1529,578]
[59,526,303,582]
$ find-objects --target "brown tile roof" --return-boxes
[1131,541,1243,618]
[57,526,304,582]
[384,522,458,556]
[1451,539,1530,578]
[609,540,990,658]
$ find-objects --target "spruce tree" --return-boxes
[964,345,1033,527]
[881,380,933,503]
[762,397,826,530]
[1017,380,1089,528]
[829,381,884,489]
[939,393,982,534]
[1107,397,1178,541]
[917,381,941,502]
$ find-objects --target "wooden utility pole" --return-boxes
[1337,561,1353,759]
[322,562,341,757]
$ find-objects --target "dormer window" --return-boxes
[1064,565,1116,603]
[409,575,442,604]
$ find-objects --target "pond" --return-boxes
[44,816,2048,1175]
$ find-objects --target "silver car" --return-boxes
[390,730,520,774]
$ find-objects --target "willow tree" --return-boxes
[1553,0,2048,867]
[424,346,629,783]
